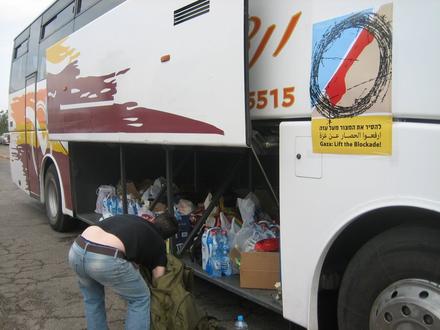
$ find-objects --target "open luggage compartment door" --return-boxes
[47,0,249,147]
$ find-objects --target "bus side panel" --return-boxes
[9,88,30,193]
[35,79,74,214]
[47,0,248,147]
[249,0,312,120]
[9,79,73,214]
[24,75,40,197]
[279,121,440,328]
[250,0,440,121]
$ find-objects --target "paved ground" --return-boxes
[0,145,293,330]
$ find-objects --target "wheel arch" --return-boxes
[316,205,440,328]
[39,154,70,216]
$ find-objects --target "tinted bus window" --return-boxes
[41,2,75,40]
[74,0,125,31]
[10,55,27,93]
[78,0,100,13]
[14,41,28,59]
[38,22,74,81]
[26,18,42,76]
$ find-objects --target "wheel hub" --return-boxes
[47,180,58,219]
[370,279,440,330]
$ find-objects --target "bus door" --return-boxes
[24,74,40,197]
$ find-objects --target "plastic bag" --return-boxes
[232,224,254,252]
[141,177,165,204]
[255,238,280,252]
[175,199,195,217]
[219,212,231,232]
[237,192,260,226]
[137,205,156,222]
[243,223,277,252]
[128,198,141,215]
[227,217,240,245]
[95,185,115,214]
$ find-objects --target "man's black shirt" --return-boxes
[97,215,167,271]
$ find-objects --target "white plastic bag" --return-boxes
[176,199,194,216]
[227,217,240,247]
[141,177,165,204]
[220,212,231,232]
[95,185,115,214]
[237,192,260,226]
[232,224,254,252]
[137,205,155,222]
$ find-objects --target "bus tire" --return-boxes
[44,164,72,232]
[337,225,440,330]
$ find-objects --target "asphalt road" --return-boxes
[0,145,292,330]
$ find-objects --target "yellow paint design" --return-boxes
[16,131,67,156]
[46,37,80,64]
[50,140,69,156]
[312,115,392,155]
[10,88,48,132]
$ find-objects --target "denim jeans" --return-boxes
[68,241,150,330]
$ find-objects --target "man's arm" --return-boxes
[152,266,166,279]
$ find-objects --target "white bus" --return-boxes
[9,0,440,329]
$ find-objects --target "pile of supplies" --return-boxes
[95,177,168,221]
[95,180,280,290]
[200,192,280,289]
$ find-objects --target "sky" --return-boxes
[0,0,54,111]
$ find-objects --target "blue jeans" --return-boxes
[68,241,150,330]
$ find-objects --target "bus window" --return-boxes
[10,55,28,93]
[10,29,29,93]
[14,40,28,59]
[26,18,42,76]
[41,2,75,40]
[77,0,100,13]
[74,0,125,31]
[37,21,74,82]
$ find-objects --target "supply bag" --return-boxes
[141,255,217,330]
[95,185,115,214]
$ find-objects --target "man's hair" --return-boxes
[154,213,179,239]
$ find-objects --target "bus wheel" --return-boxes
[44,164,71,232]
[337,225,440,330]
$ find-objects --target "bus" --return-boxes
[9,0,440,329]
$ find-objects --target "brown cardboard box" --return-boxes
[126,182,141,200]
[239,251,280,289]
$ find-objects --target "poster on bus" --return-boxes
[310,2,393,155]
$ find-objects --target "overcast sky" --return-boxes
[0,0,54,111]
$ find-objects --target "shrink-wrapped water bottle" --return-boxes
[220,230,232,276]
[210,231,222,277]
[234,315,248,329]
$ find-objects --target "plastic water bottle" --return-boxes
[116,197,123,215]
[205,230,214,275]
[210,231,222,278]
[201,229,209,271]
[220,230,232,276]
[234,315,248,329]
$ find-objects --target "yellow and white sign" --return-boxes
[310,2,393,155]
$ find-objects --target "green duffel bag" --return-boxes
[141,255,218,330]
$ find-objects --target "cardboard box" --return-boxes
[126,182,141,200]
[239,251,280,289]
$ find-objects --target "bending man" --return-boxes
[68,213,178,330]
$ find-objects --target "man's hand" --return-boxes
[152,266,166,279]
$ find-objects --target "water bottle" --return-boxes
[117,196,124,215]
[220,230,232,276]
[201,229,209,271]
[210,231,222,278]
[106,196,115,215]
[205,230,214,275]
[234,315,248,329]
